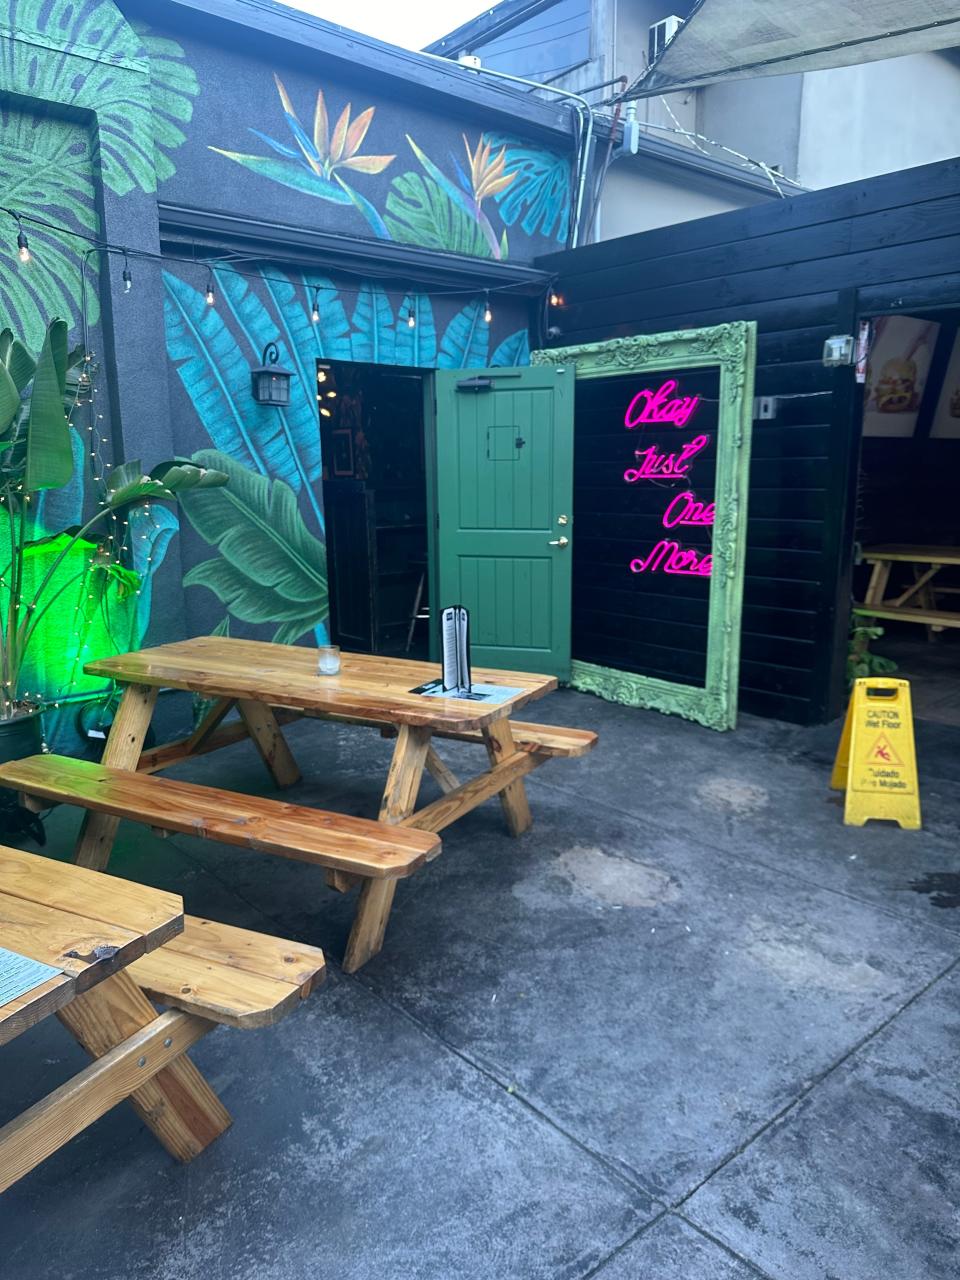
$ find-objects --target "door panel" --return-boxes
[434,365,574,677]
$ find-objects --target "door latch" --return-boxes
[548,536,569,548]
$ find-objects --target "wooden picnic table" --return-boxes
[0,844,230,1191]
[856,544,960,634]
[77,634,575,857]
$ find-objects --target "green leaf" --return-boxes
[385,171,491,257]
[0,329,37,392]
[104,458,228,509]
[179,449,327,636]
[24,319,72,491]
[0,363,20,438]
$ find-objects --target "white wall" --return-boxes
[597,163,765,239]
[798,52,960,189]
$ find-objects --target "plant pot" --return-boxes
[0,707,43,765]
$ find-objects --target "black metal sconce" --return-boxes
[251,341,293,406]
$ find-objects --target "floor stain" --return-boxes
[519,844,681,909]
[908,872,960,909]
[696,776,770,817]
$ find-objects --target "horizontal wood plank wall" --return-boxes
[538,158,960,723]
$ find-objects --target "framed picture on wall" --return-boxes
[533,321,756,731]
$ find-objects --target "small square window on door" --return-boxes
[487,425,525,461]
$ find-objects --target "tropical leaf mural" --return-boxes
[484,133,572,244]
[439,299,491,369]
[394,294,438,367]
[179,449,329,646]
[211,75,393,238]
[384,172,491,258]
[491,328,531,367]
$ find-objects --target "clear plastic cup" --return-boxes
[316,645,341,676]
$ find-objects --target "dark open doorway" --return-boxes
[317,360,430,657]
[850,307,960,725]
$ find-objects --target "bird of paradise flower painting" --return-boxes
[210,75,572,255]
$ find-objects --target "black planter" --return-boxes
[0,708,43,764]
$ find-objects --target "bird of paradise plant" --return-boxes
[210,76,395,237]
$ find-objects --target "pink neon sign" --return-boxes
[622,376,713,579]
[624,435,710,483]
[630,540,713,577]
[624,379,701,430]
[661,490,715,529]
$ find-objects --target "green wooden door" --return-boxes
[434,365,574,678]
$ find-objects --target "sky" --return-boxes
[279,0,493,51]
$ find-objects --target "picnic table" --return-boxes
[0,843,325,1191]
[855,544,960,635]
[0,638,596,970]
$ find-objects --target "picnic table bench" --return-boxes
[855,544,960,635]
[0,638,597,971]
[0,844,324,1191]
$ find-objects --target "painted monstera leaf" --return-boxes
[180,449,328,645]
[484,134,572,243]
[385,172,492,258]
[491,329,530,367]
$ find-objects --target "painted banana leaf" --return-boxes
[262,270,352,364]
[207,149,356,203]
[394,294,437,367]
[384,172,491,258]
[351,284,396,364]
[438,300,490,369]
[127,504,180,649]
[163,270,324,529]
[180,449,328,645]
[491,329,531,367]
[485,133,572,243]
[33,429,86,532]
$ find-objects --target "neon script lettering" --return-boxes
[624,435,709,483]
[630,539,713,577]
[661,490,715,529]
[624,379,701,429]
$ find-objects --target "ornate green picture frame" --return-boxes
[532,321,757,730]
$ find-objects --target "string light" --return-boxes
[549,288,562,307]
[311,289,321,323]
[4,210,32,264]
[122,251,132,293]
[406,308,416,329]
[483,292,492,324]
[205,272,216,306]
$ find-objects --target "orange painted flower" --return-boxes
[462,134,517,203]
[274,76,394,179]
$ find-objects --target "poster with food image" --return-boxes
[862,315,939,438]
[930,331,960,439]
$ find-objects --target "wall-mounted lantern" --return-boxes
[251,341,293,406]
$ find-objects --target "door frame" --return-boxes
[532,321,756,731]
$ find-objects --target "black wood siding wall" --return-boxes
[537,158,960,725]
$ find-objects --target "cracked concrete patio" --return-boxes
[1,690,958,1279]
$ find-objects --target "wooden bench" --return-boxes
[0,754,440,972]
[0,842,325,1192]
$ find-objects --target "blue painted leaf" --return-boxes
[334,174,391,239]
[484,133,572,243]
[212,268,324,528]
[351,284,396,364]
[163,272,268,474]
[394,294,437,367]
[248,128,300,159]
[491,329,530,367]
[281,110,323,165]
[207,149,353,203]
[438,300,490,368]
[128,504,179,648]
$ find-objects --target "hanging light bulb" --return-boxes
[483,293,492,324]
[311,289,321,323]
[407,309,416,329]
[15,215,30,264]
[549,288,562,307]
[122,253,133,293]
[205,272,216,306]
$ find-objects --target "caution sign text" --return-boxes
[830,678,921,829]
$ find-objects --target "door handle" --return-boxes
[548,536,569,548]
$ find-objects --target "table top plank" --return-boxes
[0,846,184,1046]
[863,545,960,566]
[86,638,557,730]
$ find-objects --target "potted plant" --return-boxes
[0,318,227,762]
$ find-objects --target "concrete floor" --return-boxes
[1,691,959,1279]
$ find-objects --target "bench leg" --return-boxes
[237,699,301,788]
[342,879,398,973]
[57,970,231,1162]
[482,717,533,836]
[74,683,158,871]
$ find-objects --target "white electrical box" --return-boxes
[648,15,683,65]
[822,335,855,367]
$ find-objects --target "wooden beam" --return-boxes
[74,683,158,871]
[342,879,397,974]
[379,724,432,824]
[0,1009,209,1193]
[482,718,533,836]
[401,749,541,834]
[425,746,460,794]
[57,970,231,1162]
[237,699,301,788]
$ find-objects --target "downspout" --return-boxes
[447,63,596,248]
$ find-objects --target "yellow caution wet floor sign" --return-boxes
[831,678,921,829]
